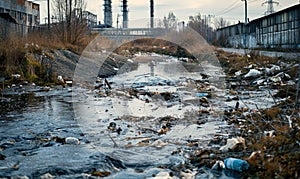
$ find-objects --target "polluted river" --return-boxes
[0,51,296,178]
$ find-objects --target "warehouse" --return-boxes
[217,4,300,49]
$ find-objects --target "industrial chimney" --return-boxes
[150,0,154,28]
[122,0,128,28]
[104,0,112,26]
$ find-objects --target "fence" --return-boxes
[217,4,300,49]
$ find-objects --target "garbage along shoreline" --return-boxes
[0,50,299,178]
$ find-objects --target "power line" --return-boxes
[215,0,260,17]
[216,0,240,15]
[215,1,243,16]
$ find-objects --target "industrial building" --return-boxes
[216,4,300,49]
[0,0,40,26]
[101,0,155,29]
[0,0,40,39]
[82,11,97,28]
[74,8,97,28]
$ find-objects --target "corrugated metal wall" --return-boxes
[217,4,300,49]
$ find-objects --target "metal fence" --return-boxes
[217,4,300,49]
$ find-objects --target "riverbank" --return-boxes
[0,49,299,178]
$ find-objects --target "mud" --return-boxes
[0,51,299,178]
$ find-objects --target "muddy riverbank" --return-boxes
[0,50,299,178]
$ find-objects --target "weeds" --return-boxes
[0,28,96,83]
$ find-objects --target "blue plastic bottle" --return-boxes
[224,158,249,172]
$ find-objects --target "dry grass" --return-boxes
[0,29,96,80]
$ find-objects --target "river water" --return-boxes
[0,54,276,178]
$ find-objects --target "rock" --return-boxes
[219,137,245,152]
[224,158,249,172]
[40,173,54,179]
[0,154,6,160]
[169,156,185,167]
[65,137,80,145]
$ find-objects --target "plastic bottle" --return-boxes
[224,158,249,172]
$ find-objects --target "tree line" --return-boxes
[158,12,230,45]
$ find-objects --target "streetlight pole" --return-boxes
[47,0,50,29]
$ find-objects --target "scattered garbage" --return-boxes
[211,160,225,170]
[152,171,173,179]
[196,93,209,97]
[219,137,245,152]
[40,173,54,179]
[11,74,21,79]
[224,158,249,172]
[244,69,261,78]
[65,137,80,145]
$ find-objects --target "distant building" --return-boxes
[74,9,97,28]
[0,0,40,39]
[0,0,40,26]
[217,4,300,49]
[82,11,97,28]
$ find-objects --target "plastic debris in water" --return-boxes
[65,137,80,145]
[196,93,209,97]
[224,158,249,172]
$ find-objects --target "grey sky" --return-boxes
[38,0,298,27]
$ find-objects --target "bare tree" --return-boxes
[52,0,87,44]
[214,17,231,29]
[188,13,215,43]
[158,12,178,30]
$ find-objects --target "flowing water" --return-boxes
[0,54,276,178]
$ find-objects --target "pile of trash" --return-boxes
[192,50,300,178]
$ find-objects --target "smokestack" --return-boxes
[150,0,154,28]
[122,0,128,28]
[104,0,112,26]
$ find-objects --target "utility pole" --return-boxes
[47,0,50,29]
[241,0,248,24]
[262,0,279,15]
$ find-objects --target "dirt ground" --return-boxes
[190,49,300,178]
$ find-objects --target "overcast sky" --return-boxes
[38,0,299,27]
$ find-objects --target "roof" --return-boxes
[217,3,300,31]
[251,3,300,23]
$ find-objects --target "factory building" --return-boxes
[217,4,300,49]
[0,0,40,26]
[0,0,40,38]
